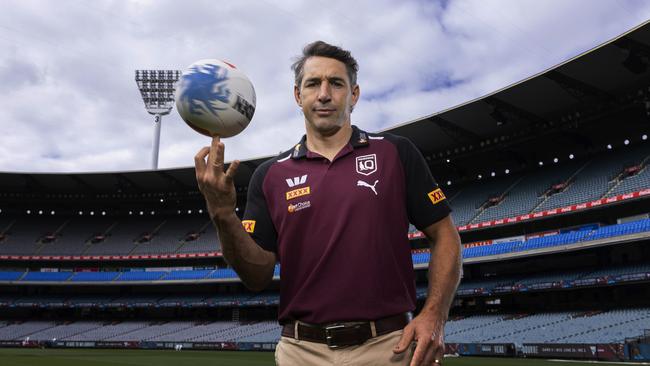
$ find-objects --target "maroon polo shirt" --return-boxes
[242,126,451,324]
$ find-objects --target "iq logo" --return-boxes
[355,154,377,176]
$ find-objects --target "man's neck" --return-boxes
[305,123,353,161]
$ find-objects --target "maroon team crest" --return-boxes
[356,154,377,176]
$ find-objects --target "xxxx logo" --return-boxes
[428,188,446,205]
[286,187,310,200]
[242,220,256,233]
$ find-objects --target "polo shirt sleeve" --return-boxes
[242,159,278,253]
[388,135,452,230]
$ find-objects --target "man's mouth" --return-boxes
[314,108,335,116]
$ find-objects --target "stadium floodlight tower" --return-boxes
[135,69,181,170]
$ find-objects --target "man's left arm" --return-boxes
[394,215,461,366]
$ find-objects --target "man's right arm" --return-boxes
[195,137,276,292]
[213,212,276,291]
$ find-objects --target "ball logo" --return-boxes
[178,63,231,117]
[233,95,254,121]
[356,154,377,176]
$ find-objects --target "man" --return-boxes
[195,41,461,365]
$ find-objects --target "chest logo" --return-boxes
[286,186,310,200]
[288,201,311,213]
[286,174,307,187]
[357,179,379,195]
[356,154,377,176]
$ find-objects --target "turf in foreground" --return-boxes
[0,348,632,366]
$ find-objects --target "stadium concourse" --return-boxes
[1,22,650,364]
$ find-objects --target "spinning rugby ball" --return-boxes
[175,59,256,137]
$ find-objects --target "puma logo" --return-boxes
[357,180,379,195]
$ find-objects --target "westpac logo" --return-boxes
[285,174,307,187]
[355,154,377,176]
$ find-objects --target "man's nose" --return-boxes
[318,82,331,103]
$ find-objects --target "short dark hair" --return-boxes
[291,41,359,88]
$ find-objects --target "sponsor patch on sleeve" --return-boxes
[427,188,446,205]
[286,186,310,200]
[242,220,256,233]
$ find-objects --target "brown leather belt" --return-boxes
[281,312,411,349]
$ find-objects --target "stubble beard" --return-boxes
[306,111,350,138]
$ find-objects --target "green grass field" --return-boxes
[0,348,635,366]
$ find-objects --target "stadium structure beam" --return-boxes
[544,71,614,103]
[20,174,47,193]
[613,36,650,74]
[484,97,547,129]
[156,171,194,191]
[68,175,100,194]
[114,174,144,194]
[431,116,482,144]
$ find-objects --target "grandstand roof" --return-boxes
[1,21,649,194]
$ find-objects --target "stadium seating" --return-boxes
[1,308,648,344]
[116,271,166,281]
[537,143,649,211]
[471,159,585,224]
[448,175,520,226]
[71,271,120,282]
[444,308,650,346]
[1,219,649,285]
[0,144,647,259]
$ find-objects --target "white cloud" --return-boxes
[0,0,649,172]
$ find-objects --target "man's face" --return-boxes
[294,56,359,136]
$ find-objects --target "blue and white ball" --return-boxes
[175,59,256,138]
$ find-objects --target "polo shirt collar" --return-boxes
[291,125,370,160]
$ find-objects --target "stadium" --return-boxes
[1,17,650,366]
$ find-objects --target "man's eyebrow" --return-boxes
[327,76,346,83]
[303,76,347,83]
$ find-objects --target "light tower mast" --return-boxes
[135,69,181,170]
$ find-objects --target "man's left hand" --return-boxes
[393,310,445,365]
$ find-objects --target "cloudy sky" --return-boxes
[0,0,649,173]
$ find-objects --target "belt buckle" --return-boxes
[324,324,346,349]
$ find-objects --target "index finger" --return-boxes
[194,146,210,179]
[208,136,224,172]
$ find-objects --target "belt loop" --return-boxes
[370,320,377,338]
[294,321,300,341]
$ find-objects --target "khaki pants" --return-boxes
[275,329,414,366]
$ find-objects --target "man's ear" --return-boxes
[350,84,360,110]
[294,85,302,107]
